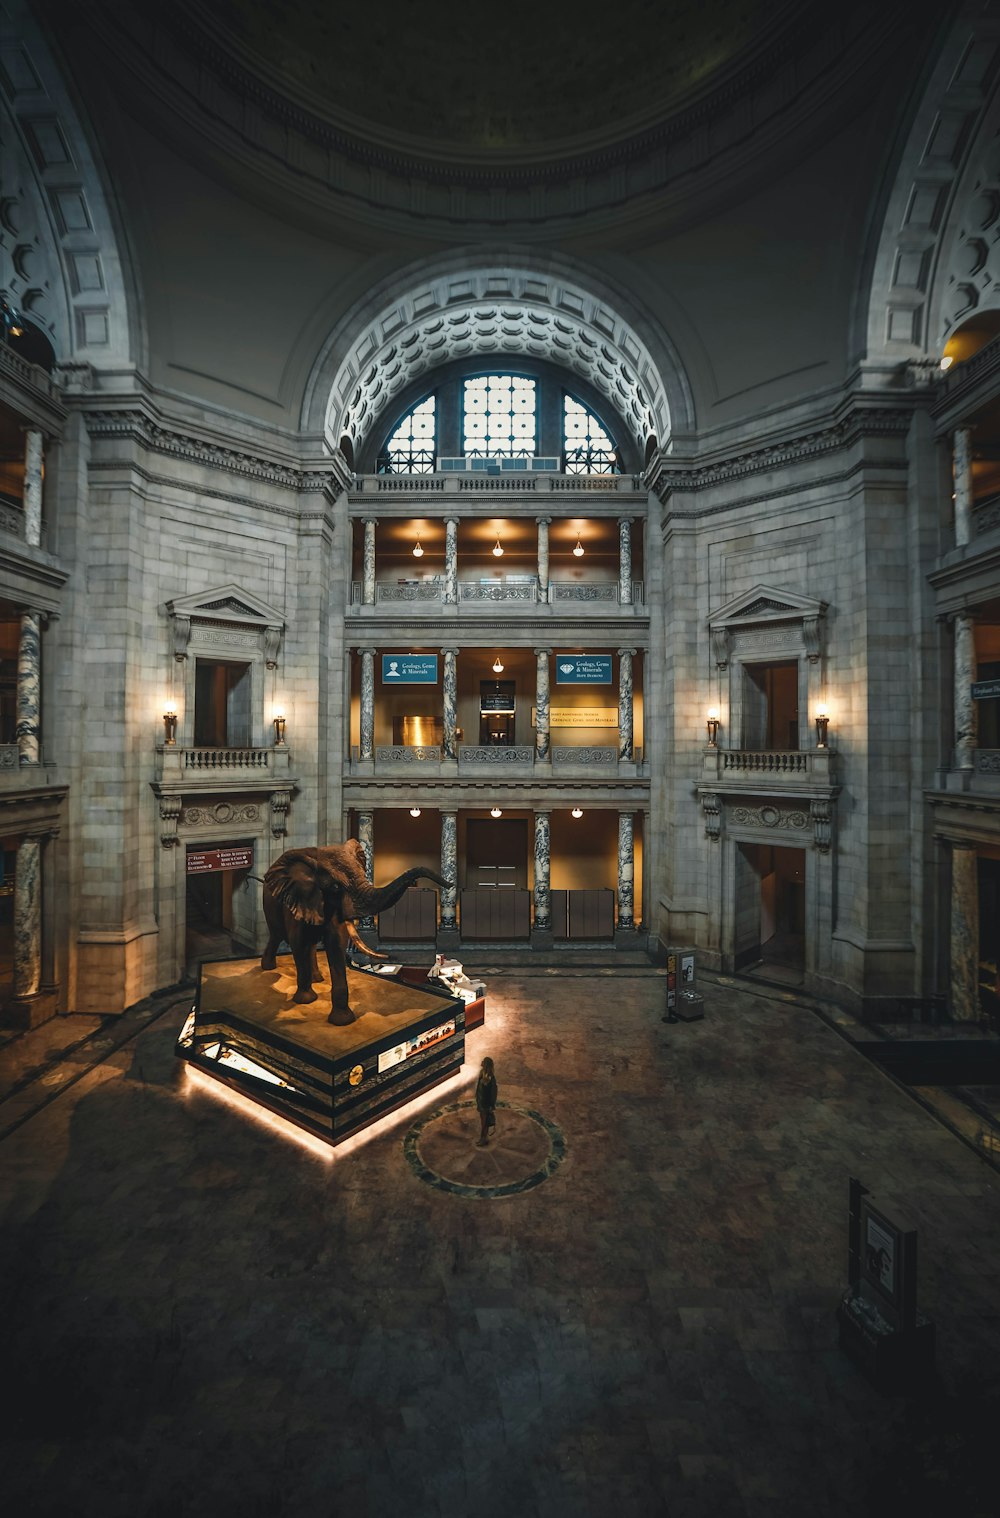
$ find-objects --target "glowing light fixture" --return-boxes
[815,705,830,749]
[409,807,421,818]
[940,355,954,371]
[706,706,720,746]
[492,656,504,673]
[573,534,585,557]
[571,806,583,819]
[490,806,503,818]
[273,715,286,746]
[0,295,24,341]
[492,537,504,557]
[163,710,178,746]
[412,535,424,557]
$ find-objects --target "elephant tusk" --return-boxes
[344,920,387,960]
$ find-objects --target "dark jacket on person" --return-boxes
[475,1074,497,1112]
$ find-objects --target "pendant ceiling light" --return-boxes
[571,807,583,818]
[490,806,503,818]
[409,807,421,817]
[573,535,585,557]
[412,536,423,557]
[492,537,504,557]
[492,656,504,673]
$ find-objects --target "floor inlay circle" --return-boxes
[403,1101,567,1198]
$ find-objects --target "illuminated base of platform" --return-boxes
[176,955,466,1145]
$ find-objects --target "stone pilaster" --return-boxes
[13,833,41,998]
[533,809,551,932]
[23,429,43,548]
[537,516,550,602]
[357,809,375,929]
[618,647,635,761]
[534,648,550,761]
[617,811,635,930]
[618,517,633,604]
[359,646,375,760]
[953,427,973,548]
[439,811,458,936]
[954,613,977,771]
[442,647,458,760]
[362,518,377,605]
[444,518,458,603]
[950,842,980,1023]
[16,610,41,765]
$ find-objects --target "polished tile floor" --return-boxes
[2,969,999,1518]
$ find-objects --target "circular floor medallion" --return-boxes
[403,1101,567,1198]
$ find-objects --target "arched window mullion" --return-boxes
[563,393,620,475]
[377,394,437,474]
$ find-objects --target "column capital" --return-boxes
[440,645,460,656]
[444,515,460,525]
[534,647,551,657]
[362,515,379,525]
[357,644,377,655]
[617,646,638,658]
[536,515,552,526]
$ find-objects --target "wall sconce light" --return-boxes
[163,710,178,746]
[492,537,504,557]
[706,706,720,746]
[815,706,830,749]
[571,806,583,818]
[492,655,504,673]
[573,534,585,557]
[412,536,424,558]
[1,295,24,342]
[409,807,421,818]
[939,355,954,371]
[490,806,503,818]
[273,715,287,746]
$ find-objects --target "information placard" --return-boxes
[187,845,254,875]
[555,654,613,685]
[382,654,439,684]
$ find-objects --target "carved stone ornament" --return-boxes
[166,583,285,667]
[711,626,730,669]
[811,798,832,853]
[159,793,182,848]
[270,789,291,838]
[182,802,261,827]
[703,791,720,841]
[732,805,809,831]
[172,615,191,663]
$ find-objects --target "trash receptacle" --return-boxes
[664,949,704,1022]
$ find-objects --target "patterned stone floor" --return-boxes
[2,972,999,1517]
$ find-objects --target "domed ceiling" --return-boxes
[189,0,806,163]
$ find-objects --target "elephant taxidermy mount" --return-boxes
[261,840,451,1024]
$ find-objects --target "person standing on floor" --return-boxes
[475,1056,497,1147]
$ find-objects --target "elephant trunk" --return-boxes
[348,866,450,919]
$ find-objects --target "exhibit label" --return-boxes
[186,845,254,874]
[972,678,1000,700]
[381,653,439,683]
[531,706,618,727]
[556,654,613,684]
[377,1018,456,1073]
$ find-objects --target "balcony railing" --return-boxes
[183,747,272,771]
[975,749,1000,776]
[722,750,812,777]
[156,743,293,789]
[361,744,642,775]
[702,747,834,787]
[351,580,644,605]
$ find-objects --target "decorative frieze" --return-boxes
[181,802,261,826]
[459,746,534,764]
[376,746,443,763]
[551,746,616,764]
[731,805,809,830]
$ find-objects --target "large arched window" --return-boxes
[375,373,623,473]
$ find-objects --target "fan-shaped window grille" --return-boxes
[377,395,437,474]
[563,395,619,474]
[463,375,536,457]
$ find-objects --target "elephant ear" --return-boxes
[264,850,327,926]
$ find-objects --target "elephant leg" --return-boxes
[310,946,321,983]
[290,929,318,1004]
[325,928,354,1025]
[261,891,285,971]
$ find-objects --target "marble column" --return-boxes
[16,610,41,765]
[444,518,458,604]
[950,842,980,1023]
[617,811,635,929]
[618,517,633,605]
[953,427,973,548]
[359,646,375,760]
[357,810,375,929]
[442,647,458,760]
[23,429,42,548]
[533,810,551,930]
[537,516,550,602]
[954,613,977,771]
[13,832,41,998]
[618,647,636,761]
[535,648,550,761]
[362,519,377,605]
[440,811,457,929]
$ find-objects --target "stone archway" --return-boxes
[302,249,694,461]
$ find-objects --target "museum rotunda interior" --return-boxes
[3,1,1000,1514]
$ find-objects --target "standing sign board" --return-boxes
[555,655,613,685]
[382,654,439,684]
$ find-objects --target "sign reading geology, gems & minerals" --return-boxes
[555,654,613,685]
[381,653,439,684]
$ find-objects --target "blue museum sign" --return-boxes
[555,654,613,685]
[382,653,439,684]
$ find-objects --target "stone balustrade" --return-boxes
[183,747,273,771]
[459,745,535,765]
[350,579,644,605]
[721,750,812,777]
[353,744,644,776]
